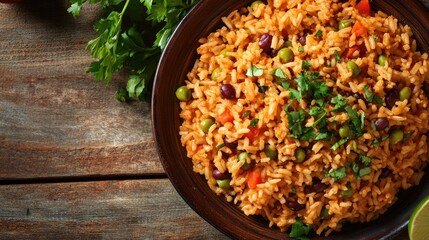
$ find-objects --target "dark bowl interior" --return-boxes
[152,0,429,239]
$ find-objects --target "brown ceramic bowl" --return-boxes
[152,0,429,239]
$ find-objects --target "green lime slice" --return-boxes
[409,195,429,240]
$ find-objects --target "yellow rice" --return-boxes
[178,0,429,236]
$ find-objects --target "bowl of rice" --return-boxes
[152,0,429,239]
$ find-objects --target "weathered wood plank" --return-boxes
[0,2,164,179]
[0,178,411,240]
[0,179,229,239]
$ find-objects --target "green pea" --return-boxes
[339,125,352,138]
[211,67,222,81]
[239,152,254,170]
[399,86,411,101]
[346,60,361,77]
[378,54,388,66]
[341,185,353,198]
[277,47,294,63]
[389,129,404,145]
[175,86,191,101]
[321,206,332,220]
[216,179,231,190]
[264,144,278,159]
[284,40,292,47]
[200,118,215,134]
[338,20,352,30]
[250,0,263,8]
[294,148,306,163]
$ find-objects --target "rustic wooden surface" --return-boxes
[1,0,428,239]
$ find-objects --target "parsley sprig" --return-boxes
[68,0,199,101]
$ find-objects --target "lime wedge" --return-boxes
[409,195,429,240]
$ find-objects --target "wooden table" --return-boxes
[0,1,426,239]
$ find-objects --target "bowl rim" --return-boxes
[152,0,429,239]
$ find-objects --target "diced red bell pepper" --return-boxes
[356,0,371,16]
[346,46,360,59]
[217,109,234,125]
[247,167,262,189]
[243,126,261,142]
[352,21,367,37]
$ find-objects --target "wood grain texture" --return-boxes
[0,1,163,180]
[0,179,229,240]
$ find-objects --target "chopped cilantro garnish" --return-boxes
[403,131,415,141]
[293,71,331,101]
[302,60,312,70]
[289,88,302,100]
[314,30,323,37]
[286,109,306,138]
[331,94,348,111]
[326,59,332,67]
[372,135,389,147]
[353,141,358,152]
[291,186,297,193]
[282,81,291,90]
[334,50,341,62]
[216,143,225,149]
[271,68,288,79]
[250,118,259,128]
[373,35,379,40]
[358,167,371,177]
[359,154,372,165]
[241,110,251,119]
[329,167,347,181]
[344,105,365,137]
[331,138,348,151]
[363,85,384,104]
[298,45,304,52]
[246,65,264,77]
[289,218,312,239]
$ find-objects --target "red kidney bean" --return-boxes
[259,33,273,54]
[223,136,238,150]
[212,169,229,180]
[379,168,392,178]
[374,118,389,131]
[221,84,236,99]
[287,200,306,211]
[385,89,398,109]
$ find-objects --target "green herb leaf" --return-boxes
[373,35,379,40]
[282,81,291,90]
[363,85,384,104]
[344,105,365,137]
[331,94,348,112]
[298,45,304,53]
[358,167,371,177]
[359,154,372,165]
[69,0,199,100]
[403,131,415,141]
[334,50,341,62]
[246,65,264,77]
[242,110,251,119]
[286,109,306,138]
[314,30,323,37]
[289,218,312,239]
[329,167,347,181]
[216,143,225,149]
[302,60,312,70]
[371,135,389,147]
[250,118,259,128]
[326,59,332,67]
[271,68,288,79]
[331,138,348,151]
